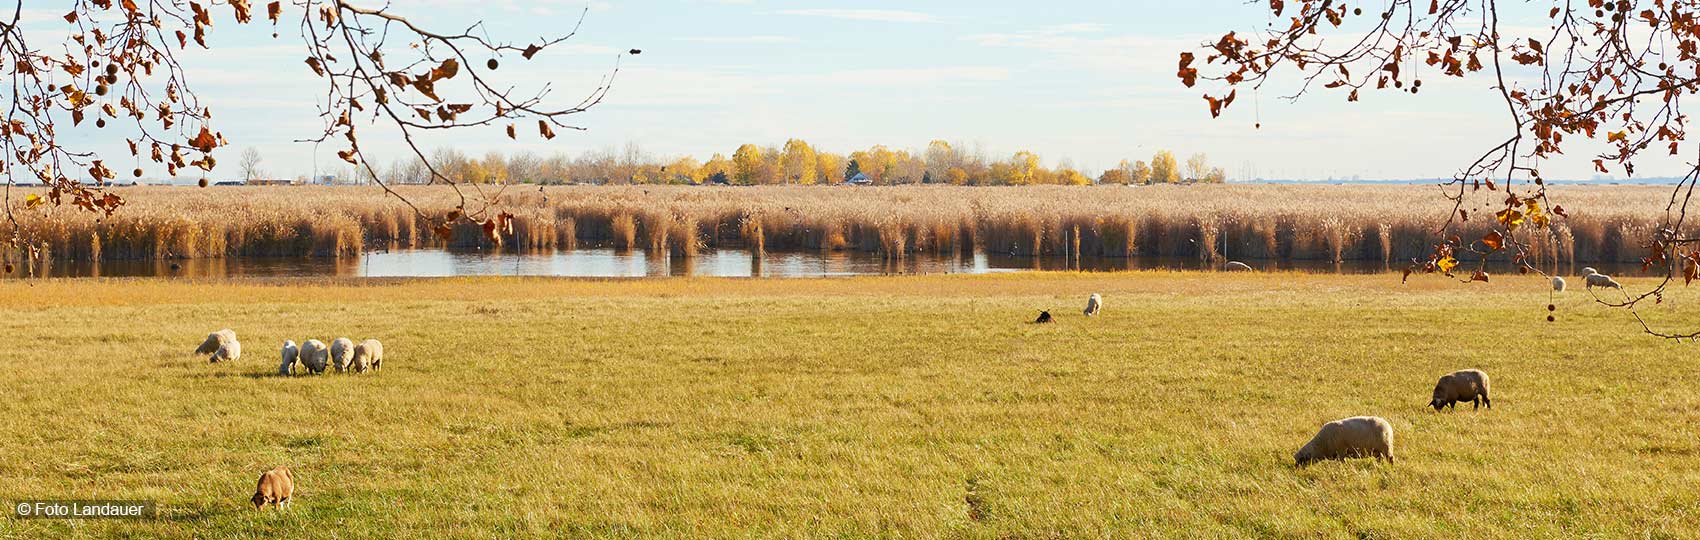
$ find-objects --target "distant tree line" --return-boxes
[355,141,1231,186]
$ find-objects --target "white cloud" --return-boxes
[1037,23,1106,35]
[774,9,938,23]
[675,36,798,44]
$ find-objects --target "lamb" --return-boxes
[329,337,355,373]
[1431,369,1492,411]
[1552,276,1566,292]
[351,339,384,373]
[278,341,299,376]
[1583,267,1622,290]
[1083,293,1102,317]
[1294,416,1395,466]
[194,329,241,363]
[298,339,329,375]
[250,467,294,510]
[1224,261,1253,271]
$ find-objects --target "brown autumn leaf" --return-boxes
[506,124,516,139]
[188,126,219,153]
[1204,89,1236,118]
[522,44,542,59]
[1482,231,1504,250]
[538,120,556,139]
[433,222,454,242]
[336,149,357,164]
[1177,52,1198,87]
[305,57,325,76]
[481,219,501,247]
[267,1,281,22]
[430,58,460,81]
[1685,253,1700,285]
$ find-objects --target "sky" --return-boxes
[17,0,1695,181]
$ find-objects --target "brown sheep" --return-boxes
[1431,369,1492,411]
[250,467,294,510]
[1294,416,1394,466]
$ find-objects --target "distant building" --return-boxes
[845,173,873,186]
[213,180,245,186]
[244,178,296,186]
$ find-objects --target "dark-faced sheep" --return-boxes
[1431,369,1492,411]
[1294,416,1394,466]
[329,337,354,373]
[278,341,299,376]
[1083,294,1102,317]
[250,467,294,510]
[298,339,329,375]
[194,329,241,363]
[351,339,384,373]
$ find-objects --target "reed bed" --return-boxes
[0,184,1688,265]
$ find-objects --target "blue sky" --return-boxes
[21,1,1688,180]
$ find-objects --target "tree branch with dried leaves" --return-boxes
[0,0,626,272]
[1187,0,1700,340]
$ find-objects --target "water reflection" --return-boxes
[2,247,1621,279]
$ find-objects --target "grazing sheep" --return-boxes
[1552,276,1566,292]
[194,329,241,363]
[250,467,294,510]
[329,337,355,373]
[1431,369,1492,411]
[1583,267,1622,290]
[1083,293,1103,317]
[1294,416,1395,466]
[351,339,384,373]
[298,339,329,375]
[1224,261,1253,271]
[1033,311,1054,324]
[278,341,299,376]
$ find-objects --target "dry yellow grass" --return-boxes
[1,184,1687,268]
[2,272,1699,538]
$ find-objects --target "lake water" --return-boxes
[3,248,1425,279]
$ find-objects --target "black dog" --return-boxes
[1034,310,1053,324]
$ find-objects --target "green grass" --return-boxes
[2,272,1698,538]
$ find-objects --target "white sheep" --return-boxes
[298,339,329,375]
[1225,261,1253,271]
[278,341,299,376]
[330,338,355,373]
[1583,267,1622,290]
[351,339,384,373]
[1083,293,1102,317]
[1294,416,1395,466]
[1552,276,1566,292]
[194,329,242,363]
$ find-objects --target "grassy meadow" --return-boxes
[2,272,1699,538]
[3,184,1691,269]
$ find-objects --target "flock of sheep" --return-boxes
[280,337,384,375]
[193,329,385,509]
[214,266,1612,509]
[1053,292,1494,466]
[193,330,384,376]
